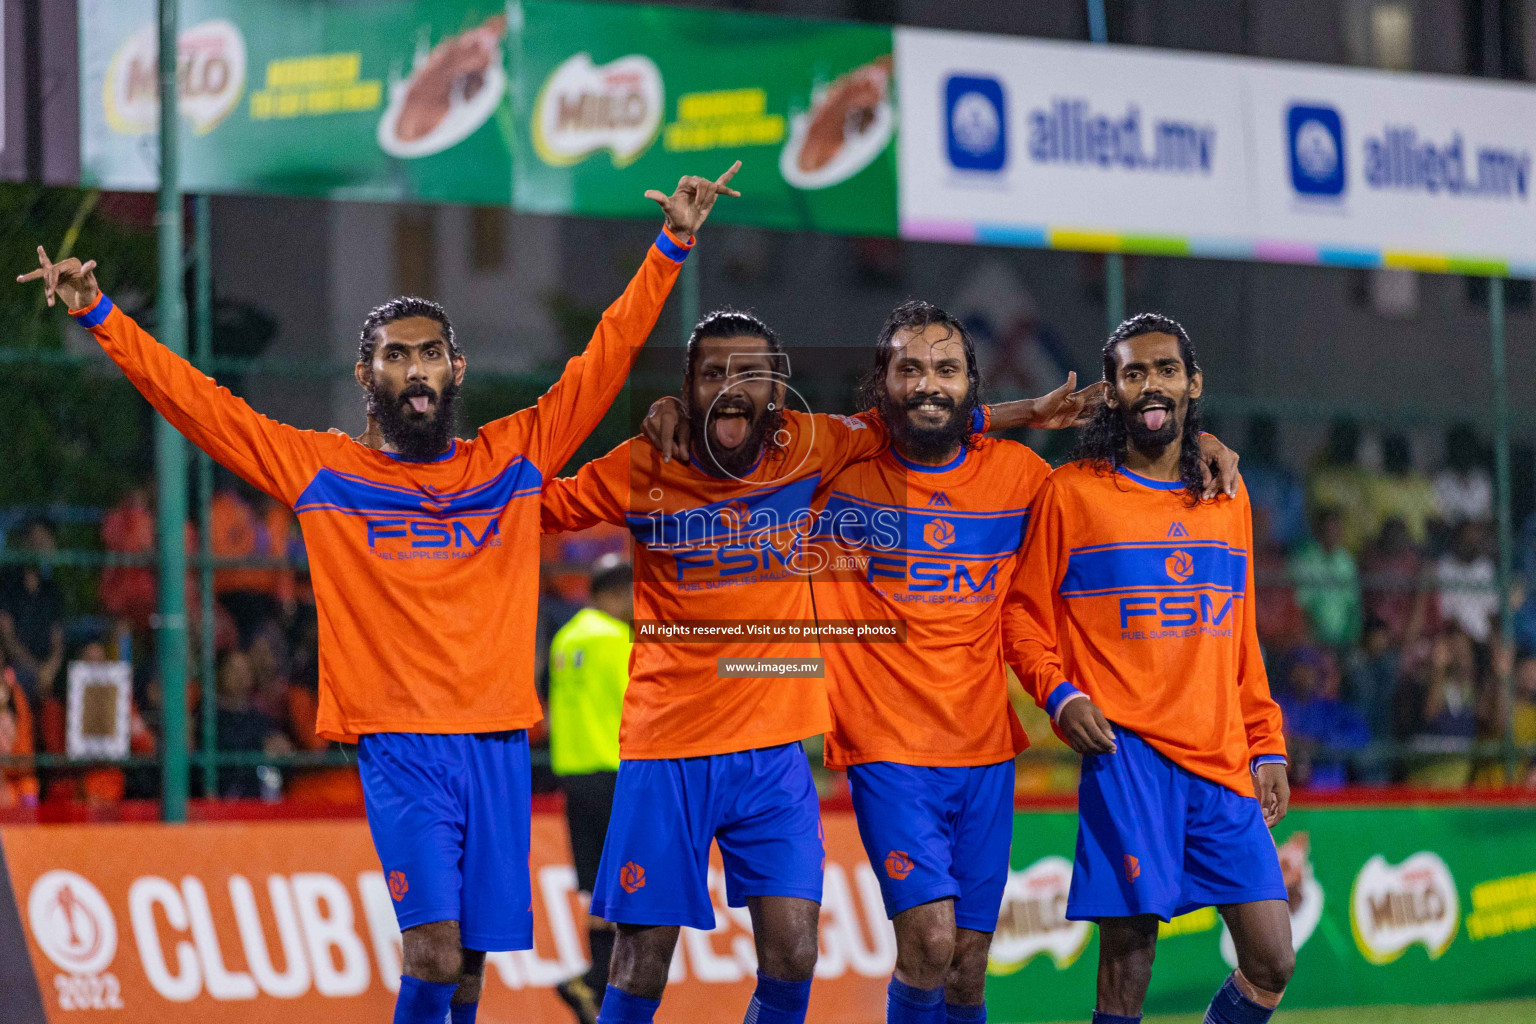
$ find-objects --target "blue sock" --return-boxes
[1204,974,1276,1024]
[393,976,454,1024]
[888,977,945,1024]
[597,985,660,1024]
[450,1002,478,1024]
[743,971,812,1024]
[1091,1012,1141,1024]
[946,1001,986,1022]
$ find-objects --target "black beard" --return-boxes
[689,398,774,479]
[1122,394,1181,456]
[882,390,975,463]
[371,381,459,460]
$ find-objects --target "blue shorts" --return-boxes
[591,743,824,930]
[848,760,1015,932]
[358,731,532,951]
[1068,727,1286,922]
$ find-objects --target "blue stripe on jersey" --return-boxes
[1059,541,1247,597]
[293,457,542,516]
[625,474,822,549]
[72,295,116,328]
[816,492,1029,559]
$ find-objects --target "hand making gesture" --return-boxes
[17,246,101,311]
[648,160,742,240]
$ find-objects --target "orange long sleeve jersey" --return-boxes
[1001,462,1286,796]
[814,437,1049,769]
[71,230,691,741]
[540,410,889,759]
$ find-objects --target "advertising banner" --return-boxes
[896,27,1536,276]
[986,806,1536,1021]
[77,0,897,233]
[1,812,893,1024]
[508,1,896,235]
[80,0,515,204]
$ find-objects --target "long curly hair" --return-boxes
[1071,312,1206,507]
[854,299,984,454]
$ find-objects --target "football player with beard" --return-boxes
[639,304,1242,1024]
[17,161,738,1024]
[546,309,1101,1024]
[1003,314,1293,1024]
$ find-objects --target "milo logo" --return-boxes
[987,856,1092,974]
[1350,851,1459,964]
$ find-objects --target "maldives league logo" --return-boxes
[1287,103,1346,197]
[28,870,125,1010]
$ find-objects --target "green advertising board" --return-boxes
[78,0,897,233]
[508,1,895,234]
[987,805,1536,1021]
[80,0,516,204]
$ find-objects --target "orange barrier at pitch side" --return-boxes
[3,812,894,1024]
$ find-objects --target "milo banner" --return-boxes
[78,0,897,234]
[988,805,1536,1021]
[509,0,896,234]
[80,0,516,204]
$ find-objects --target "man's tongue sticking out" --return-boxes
[712,407,750,449]
[1142,407,1167,431]
[408,394,432,415]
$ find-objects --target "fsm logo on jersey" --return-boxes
[945,74,1007,172]
[1287,103,1346,197]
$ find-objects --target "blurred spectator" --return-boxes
[1436,520,1497,646]
[1513,657,1536,787]
[1368,433,1437,548]
[246,630,291,722]
[1360,517,1434,645]
[1242,416,1308,552]
[213,649,293,799]
[1309,418,1374,552]
[1433,423,1493,531]
[284,607,363,804]
[1277,646,1369,789]
[99,487,158,629]
[1290,507,1362,651]
[0,519,66,705]
[211,483,281,646]
[41,639,156,805]
[1253,508,1308,653]
[1405,626,1478,788]
[0,657,39,808]
[1347,617,1401,740]
[99,485,198,633]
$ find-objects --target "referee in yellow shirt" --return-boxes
[550,555,632,1024]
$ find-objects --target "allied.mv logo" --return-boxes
[885,850,915,881]
[1165,549,1194,583]
[619,861,647,893]
[924,519,956,550]
[1287,103,1346,197]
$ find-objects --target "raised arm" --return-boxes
[497,163,741,477]
[18,249,323,505]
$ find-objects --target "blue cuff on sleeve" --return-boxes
[1045,682,1083,719]
[71,294,115,329]
[655,228,693,263]
[971,406,987,432]
[1251,754,1288,774]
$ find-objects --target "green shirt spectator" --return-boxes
[1291,507,1362,649]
